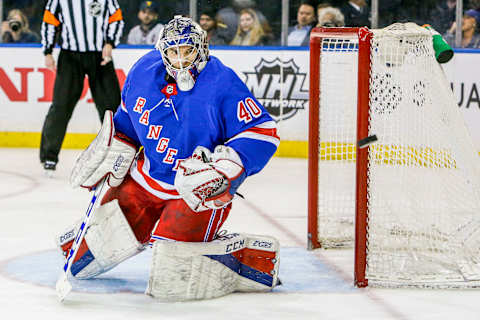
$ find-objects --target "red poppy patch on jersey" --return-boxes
[161,83,178,99]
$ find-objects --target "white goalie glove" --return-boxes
[174,145,246,212]
[70,110,137,189]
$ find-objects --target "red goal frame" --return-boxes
[307,27,373,287]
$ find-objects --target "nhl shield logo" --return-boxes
[243,58,308,122]
[88,1,102,17]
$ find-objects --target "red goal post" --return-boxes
[308,24,480,288]
[308,27,370,287]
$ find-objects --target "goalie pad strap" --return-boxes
[146,233,279,301]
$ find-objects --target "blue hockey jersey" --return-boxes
[114,50,279,199]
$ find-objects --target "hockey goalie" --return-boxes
[56,15,281,301]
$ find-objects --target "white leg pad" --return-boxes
[66,200,144,279]
[235,235,280,292]
[55,218,82,253]
[146,233,280,301]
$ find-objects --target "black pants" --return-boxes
[39,50,121,163]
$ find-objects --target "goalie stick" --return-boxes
[55,177,107,302]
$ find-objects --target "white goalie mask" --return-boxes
[155,15,209,91]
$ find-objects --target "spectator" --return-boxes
[39,0,123,174]
[127,1,164,45]
[317,3,332,19]
[341,0,369,27]
[217,0,271,43]
[444,10,480,48]
[287,1,316,46]
[466,1,480,26]
[3,0,44,36]
[118,0,187,43]
[1,9,39,43]
[317,7,345,27]
[199,6,230,45]
[230,8,272,46]
[430,0,457,34]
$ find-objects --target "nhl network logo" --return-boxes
[244,58,308,121]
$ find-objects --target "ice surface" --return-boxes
[1,149,480,319]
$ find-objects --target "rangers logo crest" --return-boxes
[243,58,308,122]
[88,1,102,17]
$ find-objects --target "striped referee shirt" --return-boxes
[41,0,124,55]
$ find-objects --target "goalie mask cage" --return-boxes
[308,23,480,288]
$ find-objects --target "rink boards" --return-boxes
[0,45,478,158]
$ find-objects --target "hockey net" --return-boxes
[308,23,480,288]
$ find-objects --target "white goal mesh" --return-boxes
[313,23,480,287]
[317,35,358,248]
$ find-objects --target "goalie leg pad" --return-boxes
[146,233,280,301]
[208,235,280,292]
[56,199,145,279]
[56,218,82,257]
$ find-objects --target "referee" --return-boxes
[40,0,124,174]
